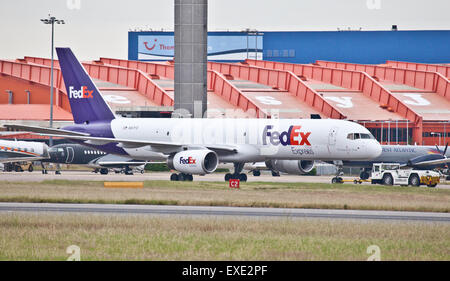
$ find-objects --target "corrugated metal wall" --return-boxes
[129,30,450,64]
[262,30,450,64]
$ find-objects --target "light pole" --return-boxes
[41,14,65,147]
[431,132,441,147]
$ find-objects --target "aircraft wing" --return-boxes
[97,161,148,167]
[38,134,239,154]
[3,124,89,136]
[0,156,46,163]
[408,158,450,167]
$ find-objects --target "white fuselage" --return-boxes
[0,139,49,163]
[108,118,382,162]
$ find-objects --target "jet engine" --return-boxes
[168,150,219,174]
[265,159,315,175]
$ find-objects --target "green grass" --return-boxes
[0,213,448,261]
[22,178,450,194]
[0,179,449,212]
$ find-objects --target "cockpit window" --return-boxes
[347,133,375,140]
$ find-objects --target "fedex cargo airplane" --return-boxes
[3,48,382,181]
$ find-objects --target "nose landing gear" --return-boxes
[331,160,344,184]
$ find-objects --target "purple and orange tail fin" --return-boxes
[56,48,115,124]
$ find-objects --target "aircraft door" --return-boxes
[328,127,338,146]
[66,147,74,163]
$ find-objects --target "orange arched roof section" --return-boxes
[81,62,173,106]
[244,59,422,125]
[0,59,62,89]
[207,61,346,119]
[99,58,265,117]
[0,68,71,114]
[20,57,174,107]
[0,104,72,121]
[207,70,265,117]
[24,56,60,68]
[386,60,450,80]
[100,58,175,80]
[316,60,450,102]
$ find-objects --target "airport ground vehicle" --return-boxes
[2,162,34,172]
[370,163,440,187]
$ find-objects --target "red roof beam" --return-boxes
[243,59,420,123]
[245,59,423,143]
[100,58,265,115]
[100,58,174,80]
[6,57,174,107]
[316,60,450,101]
[208,61,345,119]
[386,60,450,80]
[82,62,173,107]
[207,70,265,117]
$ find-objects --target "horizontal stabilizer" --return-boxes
[411,158,450,167]
[3,124,89,136]
[0,156,48,163]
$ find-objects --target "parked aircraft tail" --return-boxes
[56,47,115,124]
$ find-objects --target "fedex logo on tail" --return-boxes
[180,156,196,165]
[69,86,94,99]
[263,125,311,146]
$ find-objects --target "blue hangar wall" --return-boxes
[129,31,263,62]
[129,30,450,64]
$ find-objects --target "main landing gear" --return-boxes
[252,170,261,177]
[100,168,109,175]
[225,163,247,182]
[170,173,193,181]
[123,166,133,175]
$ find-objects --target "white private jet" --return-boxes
[0,139,49,171]
[4,48,381,181]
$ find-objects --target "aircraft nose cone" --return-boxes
[369,142,382,159]
[43,144,50,159]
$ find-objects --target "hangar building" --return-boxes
[1,30,449,146]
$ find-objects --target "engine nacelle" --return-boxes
[168,150,219,175]
[266,159,315,175]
